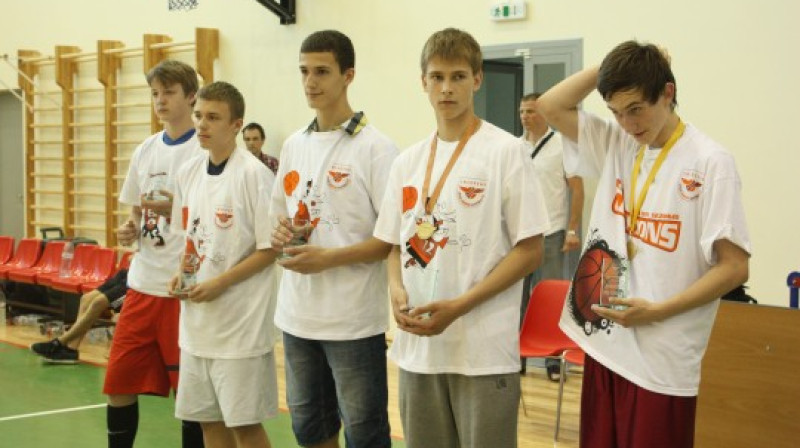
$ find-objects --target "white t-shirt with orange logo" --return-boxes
[172,147,277,358]
[559,110,750,396]
[374,121,550,375]
[269,124,398,341]
[119,131,203,296]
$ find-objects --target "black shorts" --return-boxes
[97,269,128,312]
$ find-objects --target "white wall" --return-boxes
[1,0,798,306]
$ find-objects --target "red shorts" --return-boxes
[103,290,181,397]
[580,355,697,448]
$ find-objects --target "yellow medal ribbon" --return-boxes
[627,119,685,258]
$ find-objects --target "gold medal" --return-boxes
[416,221,436,240]
[627,239,636,260]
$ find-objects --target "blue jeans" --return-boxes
[283,332,391,448]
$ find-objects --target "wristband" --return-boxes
[567,230,578,237]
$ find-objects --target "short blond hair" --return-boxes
[420,28,482,75]
[196,81,245,121]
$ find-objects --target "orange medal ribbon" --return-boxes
[417,117,480,239]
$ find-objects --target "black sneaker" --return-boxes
[31,339,79,364]
[31,338,61,357]
[546,358,564,383]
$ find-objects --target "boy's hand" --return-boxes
[591,297,663,327]
[168,274,182,297]
[562,232,581,252]
[390,283,417,329]
[401,298,464,336]
[117,220,139,246]
[270,216,293,251]
[277,245,331,273]
[185,278,225,303]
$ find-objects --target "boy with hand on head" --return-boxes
[536,41,750,447]
[372,28,549,448]
[170,81,278,448]
[269,30,398,448]
[105,59,205,448]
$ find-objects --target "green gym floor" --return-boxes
[0,341,406,447]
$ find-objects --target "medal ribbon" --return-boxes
[628,119,686,238]
[421,117,480,215]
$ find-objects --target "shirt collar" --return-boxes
[521,127,554,145]
[162,128,196,145]
[305,111,367,136]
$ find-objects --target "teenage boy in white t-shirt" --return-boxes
[105,59,205,448]
[170,81,278,448]
[372,28,548,448]
[537,41,751,447]
[269,30,397,448]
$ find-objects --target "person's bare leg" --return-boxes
[231,423,272,448]
[60,291,110,349]
[201,421,237,448]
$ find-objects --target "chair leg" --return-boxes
[554,353,568,442]
[520,389,529,417]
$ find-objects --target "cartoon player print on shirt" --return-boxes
[400,186,451,269]
[405,214,450,269]
[141,207,165,247]
[568,230,629,336]
[183,215,225,269]
[283,170,321,234]
[140,172,172,246]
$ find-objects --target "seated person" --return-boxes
[30,268,128,364]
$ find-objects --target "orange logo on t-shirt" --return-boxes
[457,178,487,207]
[678,169,704,200]
[611,178,682,252]
[327,164,351,189]
[214,206,234,229]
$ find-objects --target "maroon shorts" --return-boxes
[103,290,180,397]
[580,355,697,448]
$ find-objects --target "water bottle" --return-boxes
[59,241,74,277]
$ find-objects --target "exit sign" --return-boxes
[490,1,527,21]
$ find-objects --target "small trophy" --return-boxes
[176,252,200,298]
[599,258,629,310]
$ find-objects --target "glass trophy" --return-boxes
[599,258,629,310]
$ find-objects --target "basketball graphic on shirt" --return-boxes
[283,170,300,196]
[569,234,625,335]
